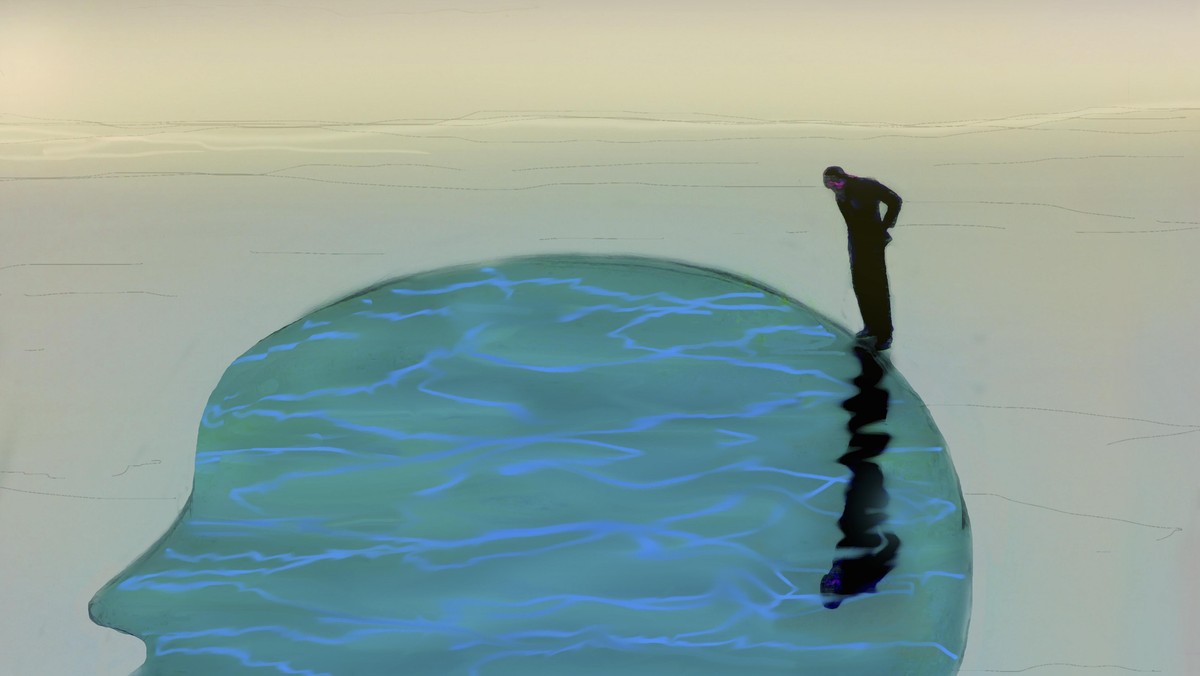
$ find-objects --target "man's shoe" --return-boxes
[873,336,893,351]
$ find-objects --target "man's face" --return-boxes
[824,175,845,191]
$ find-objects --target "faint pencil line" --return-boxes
[0,113,129,128]
[1077,226,1200,234]
[1080,116,1189,120]
[0,115,757,131]
[1156,219,1200,225]
[959,664,1160,673]
[371,109,781,126]
[903,223,1007,230]
[250,251,386,256]
[127,2,539,17]
[539,237,665,241]
[261,162,462,173]
[3,104,1189,132]
[112,460,162,477]
[285,105,1194,128]
[922,403,1200,429]
[912,200,1135,220]
[0,125,226,146]
[0,485,176,501]
[12,117,1153,148]
[934,155,1184,166]
[378,106,1192,131]
[424,111,959,129]
[23,291,177,297]
[0,172,801,191]
[513,161,758,172]
[23,348,46,352]
[318,127,853,144]
[0,470,63,480]
[690,111,777,122]
[0,262,142,273]
[1107,428,1200,446]
[270,176,802,190]
[1016,127,1200,135]
[0,172,261,183]
[0,112,443,128]
[1,165,462,182]
[964,493,1182,538]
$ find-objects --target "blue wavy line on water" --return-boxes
[388,269,778,306]
[94,260,969,674]
[152,646,332,676]
[352,307,453,322]
[231,332,360,365]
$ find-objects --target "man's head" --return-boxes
[823,166,847,191]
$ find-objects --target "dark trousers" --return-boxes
[849,236,893,340]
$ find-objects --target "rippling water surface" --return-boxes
[89,255,970,675]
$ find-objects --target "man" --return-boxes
[823,166,902,350]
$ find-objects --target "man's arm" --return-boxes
[875,181,902,229]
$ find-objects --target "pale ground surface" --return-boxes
[1,109,1197,676]
[2,2,1199,675]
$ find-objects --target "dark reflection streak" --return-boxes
[821,346,900,609]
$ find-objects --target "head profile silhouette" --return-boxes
[89,255,970,675]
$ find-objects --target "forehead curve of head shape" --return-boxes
[89,254,971,676]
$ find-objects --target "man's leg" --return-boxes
[851,245,893,344]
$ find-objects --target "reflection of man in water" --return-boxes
[823,166,902,350]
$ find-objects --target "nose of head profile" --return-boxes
[89,574,135,636]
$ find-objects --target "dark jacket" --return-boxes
[836,177,902,244]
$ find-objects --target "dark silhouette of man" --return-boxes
[823,166,902,350]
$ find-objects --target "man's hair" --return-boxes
[823,166,847,179]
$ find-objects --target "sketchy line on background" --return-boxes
[964,493,1182,541]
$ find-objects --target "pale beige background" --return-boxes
[2,2,1198,675]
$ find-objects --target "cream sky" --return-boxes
[1,0,1197,123]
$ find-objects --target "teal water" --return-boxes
[90,255,971,675]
